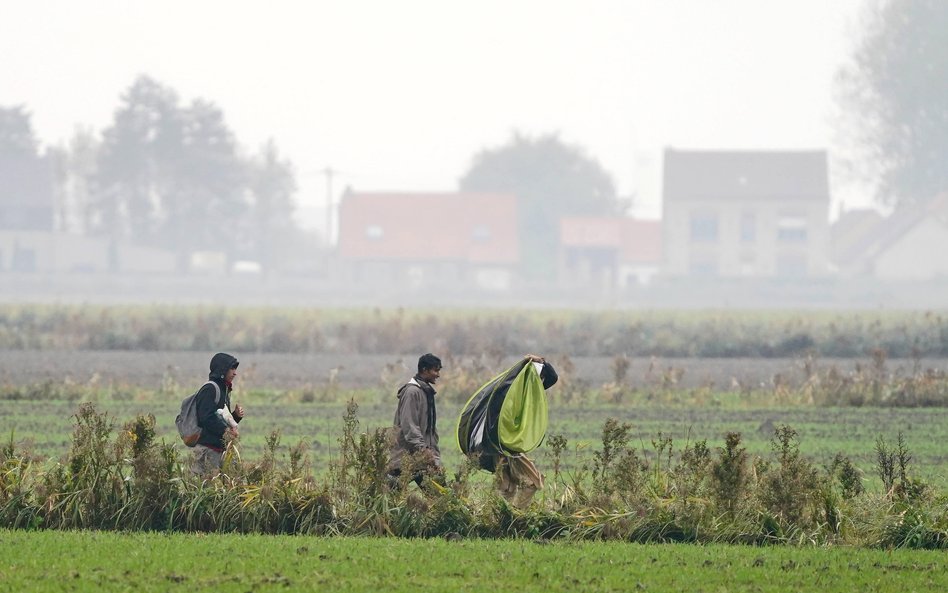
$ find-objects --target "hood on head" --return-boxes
[209,352,239,379]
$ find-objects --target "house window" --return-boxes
[471,225,491,242]
[689,258,718,277]
[740,212,756,243]
[690,213,719,242]
[365,225,383,240]
[777,215,807,242]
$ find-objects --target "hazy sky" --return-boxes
[1,0,868,231]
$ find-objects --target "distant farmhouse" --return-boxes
[559,216,661,289]
[662,149,831,278]
[336,191,520,291]
[833,193,948,281]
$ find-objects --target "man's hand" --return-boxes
[226,426,239,439]
[525,354,545,363]
[233,404,245,420]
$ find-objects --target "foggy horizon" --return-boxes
[2,1,947,309]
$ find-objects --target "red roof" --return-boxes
[560,217,662,263]
[337,192,519,264]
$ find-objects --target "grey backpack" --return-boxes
[175,381,221,447]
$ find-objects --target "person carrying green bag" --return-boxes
[457,354,558,508]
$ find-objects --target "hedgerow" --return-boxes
[1,305,947,358]
[2,401,946,548]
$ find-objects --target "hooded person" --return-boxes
[387,353,444,489]
[457,354,557,508]
[192,352,244,475]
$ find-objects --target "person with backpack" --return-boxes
[191,352,244,476]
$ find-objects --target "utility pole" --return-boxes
[322,166,335,247]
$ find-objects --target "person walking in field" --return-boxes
[457,354,557,508]
[388,353,444,490]
[192,352,244,476]
[487,355,557,508]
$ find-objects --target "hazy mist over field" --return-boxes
[1,1,946,309]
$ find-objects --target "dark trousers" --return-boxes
[387,467,445,492]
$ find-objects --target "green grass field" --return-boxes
[2,529,945,592]
[4,395,948,489]
[4,307,948,589]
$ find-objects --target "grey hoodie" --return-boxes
[389,376,440,471]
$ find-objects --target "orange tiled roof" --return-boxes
[560,217,662,263]
[337,192,519,264]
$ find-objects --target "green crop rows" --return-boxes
[4,397,948,489]
[3,529,946,592]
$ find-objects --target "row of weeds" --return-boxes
[550,350,948,407]
[3,350,946,408]
[2,401,947,548]
[2,305,947,357]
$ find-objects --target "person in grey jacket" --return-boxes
[388,353,443,489]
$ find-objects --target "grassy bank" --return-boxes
[3,529,946,592]
[2,401,948,547]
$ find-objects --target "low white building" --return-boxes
[0,231,176,274]
[833,193,948,281]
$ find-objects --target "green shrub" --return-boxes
[710,432,749,516]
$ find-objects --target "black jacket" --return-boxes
[196,353,241,450]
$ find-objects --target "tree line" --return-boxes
[1,76,300,273]
[1,75,626,277]
[4,0,946,275]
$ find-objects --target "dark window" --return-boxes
[777,216,807,242]
[740,212,756,242]
[689,259,718,277]
[690,214,719,242]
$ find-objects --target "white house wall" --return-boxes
[0,231,177,274]
[663,201,829,278]
[873,219,948,281]
[0,231,106,273]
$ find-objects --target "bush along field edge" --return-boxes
[1,400,947,549]
[2,305,947,359]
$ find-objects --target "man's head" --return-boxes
[417,353,442,384]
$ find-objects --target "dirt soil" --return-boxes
[2,350,945,391]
